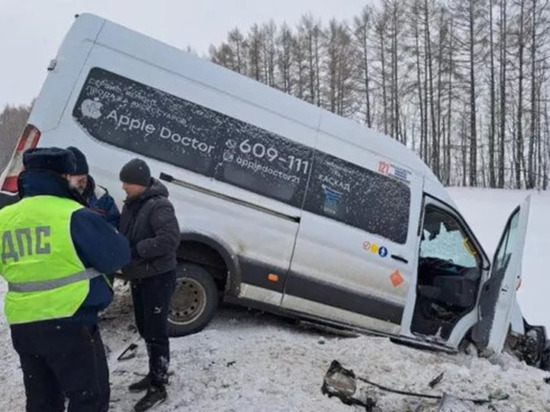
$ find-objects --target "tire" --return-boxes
[168,263,219,337]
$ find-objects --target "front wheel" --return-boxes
[168,263,219,337]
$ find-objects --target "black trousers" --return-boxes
[131,270,176,386]
[10,321,109,412]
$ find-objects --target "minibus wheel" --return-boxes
[168,263,219,337]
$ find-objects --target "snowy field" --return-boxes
[0,188,550,411]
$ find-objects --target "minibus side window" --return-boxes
[304,152,411,244]
[72,67,410,243]
[72,67,312,207]
[492,210,520,277]
[420,207,480,269]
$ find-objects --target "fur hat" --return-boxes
[66,147,89,175]
[23,147,76,175]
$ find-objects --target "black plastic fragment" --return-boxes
[429,372,445,388]
[117,343,138,361]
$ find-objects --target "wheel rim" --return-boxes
[169,278,207,325]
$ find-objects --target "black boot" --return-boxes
[134,385,167,412]
[129,375,151,393]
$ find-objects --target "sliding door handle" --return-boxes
[391,255,409,264]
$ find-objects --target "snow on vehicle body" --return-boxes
[0,14,546,367]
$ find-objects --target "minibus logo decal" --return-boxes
[321,184,342,215]
[81,99,103,120]
[378,161,411,183]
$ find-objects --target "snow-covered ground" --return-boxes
[1,188,550,411]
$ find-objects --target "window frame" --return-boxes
[420,195,489,271]
[302,150,412,244]
[491,206,520,278]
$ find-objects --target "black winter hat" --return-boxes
[66,147,89,175]
[119,158,151,186]
[23,147,76,175]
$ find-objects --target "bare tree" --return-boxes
[389,0,406,142]
[488,0,498,187]
[209,43,235,69]
[498,0,508,188]
[514,0,527,188]
[228,28,248,74]
[425,0,439,175]
[277,23,294,94]
[292,34,307,100]
[374,5,390,134]
[444,16,456,185]
[410,0,428,162]
[298,14,323,106]
[248,24,264,81]
[323,20,357,116]
[450,0,487,186]
[528,0,538,188]
[353,6,374,127]
[527,0,550,188]
[261,21,277,87]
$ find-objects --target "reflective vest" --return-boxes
[0,195,101,324]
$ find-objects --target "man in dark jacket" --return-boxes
[118,158,180,412]
[0,147,131,412]
[66,146,120,227]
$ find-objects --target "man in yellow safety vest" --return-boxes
[0,147,130,412]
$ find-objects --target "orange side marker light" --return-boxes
[268,274,279,283]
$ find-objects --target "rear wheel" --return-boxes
[168,263,219,337]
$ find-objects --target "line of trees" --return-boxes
[209,0,550,189]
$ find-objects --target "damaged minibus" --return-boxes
[1,13,547,369]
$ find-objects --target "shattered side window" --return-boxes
[303,152,410,244]
[420,208,479,268]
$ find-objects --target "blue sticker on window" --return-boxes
[322,184,343,215]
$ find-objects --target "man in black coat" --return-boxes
[118,159,180,412]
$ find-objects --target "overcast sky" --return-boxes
[0,0,371,108]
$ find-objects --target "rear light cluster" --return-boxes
[1,124,41,193]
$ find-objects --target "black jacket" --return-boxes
[119,178,180,280]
